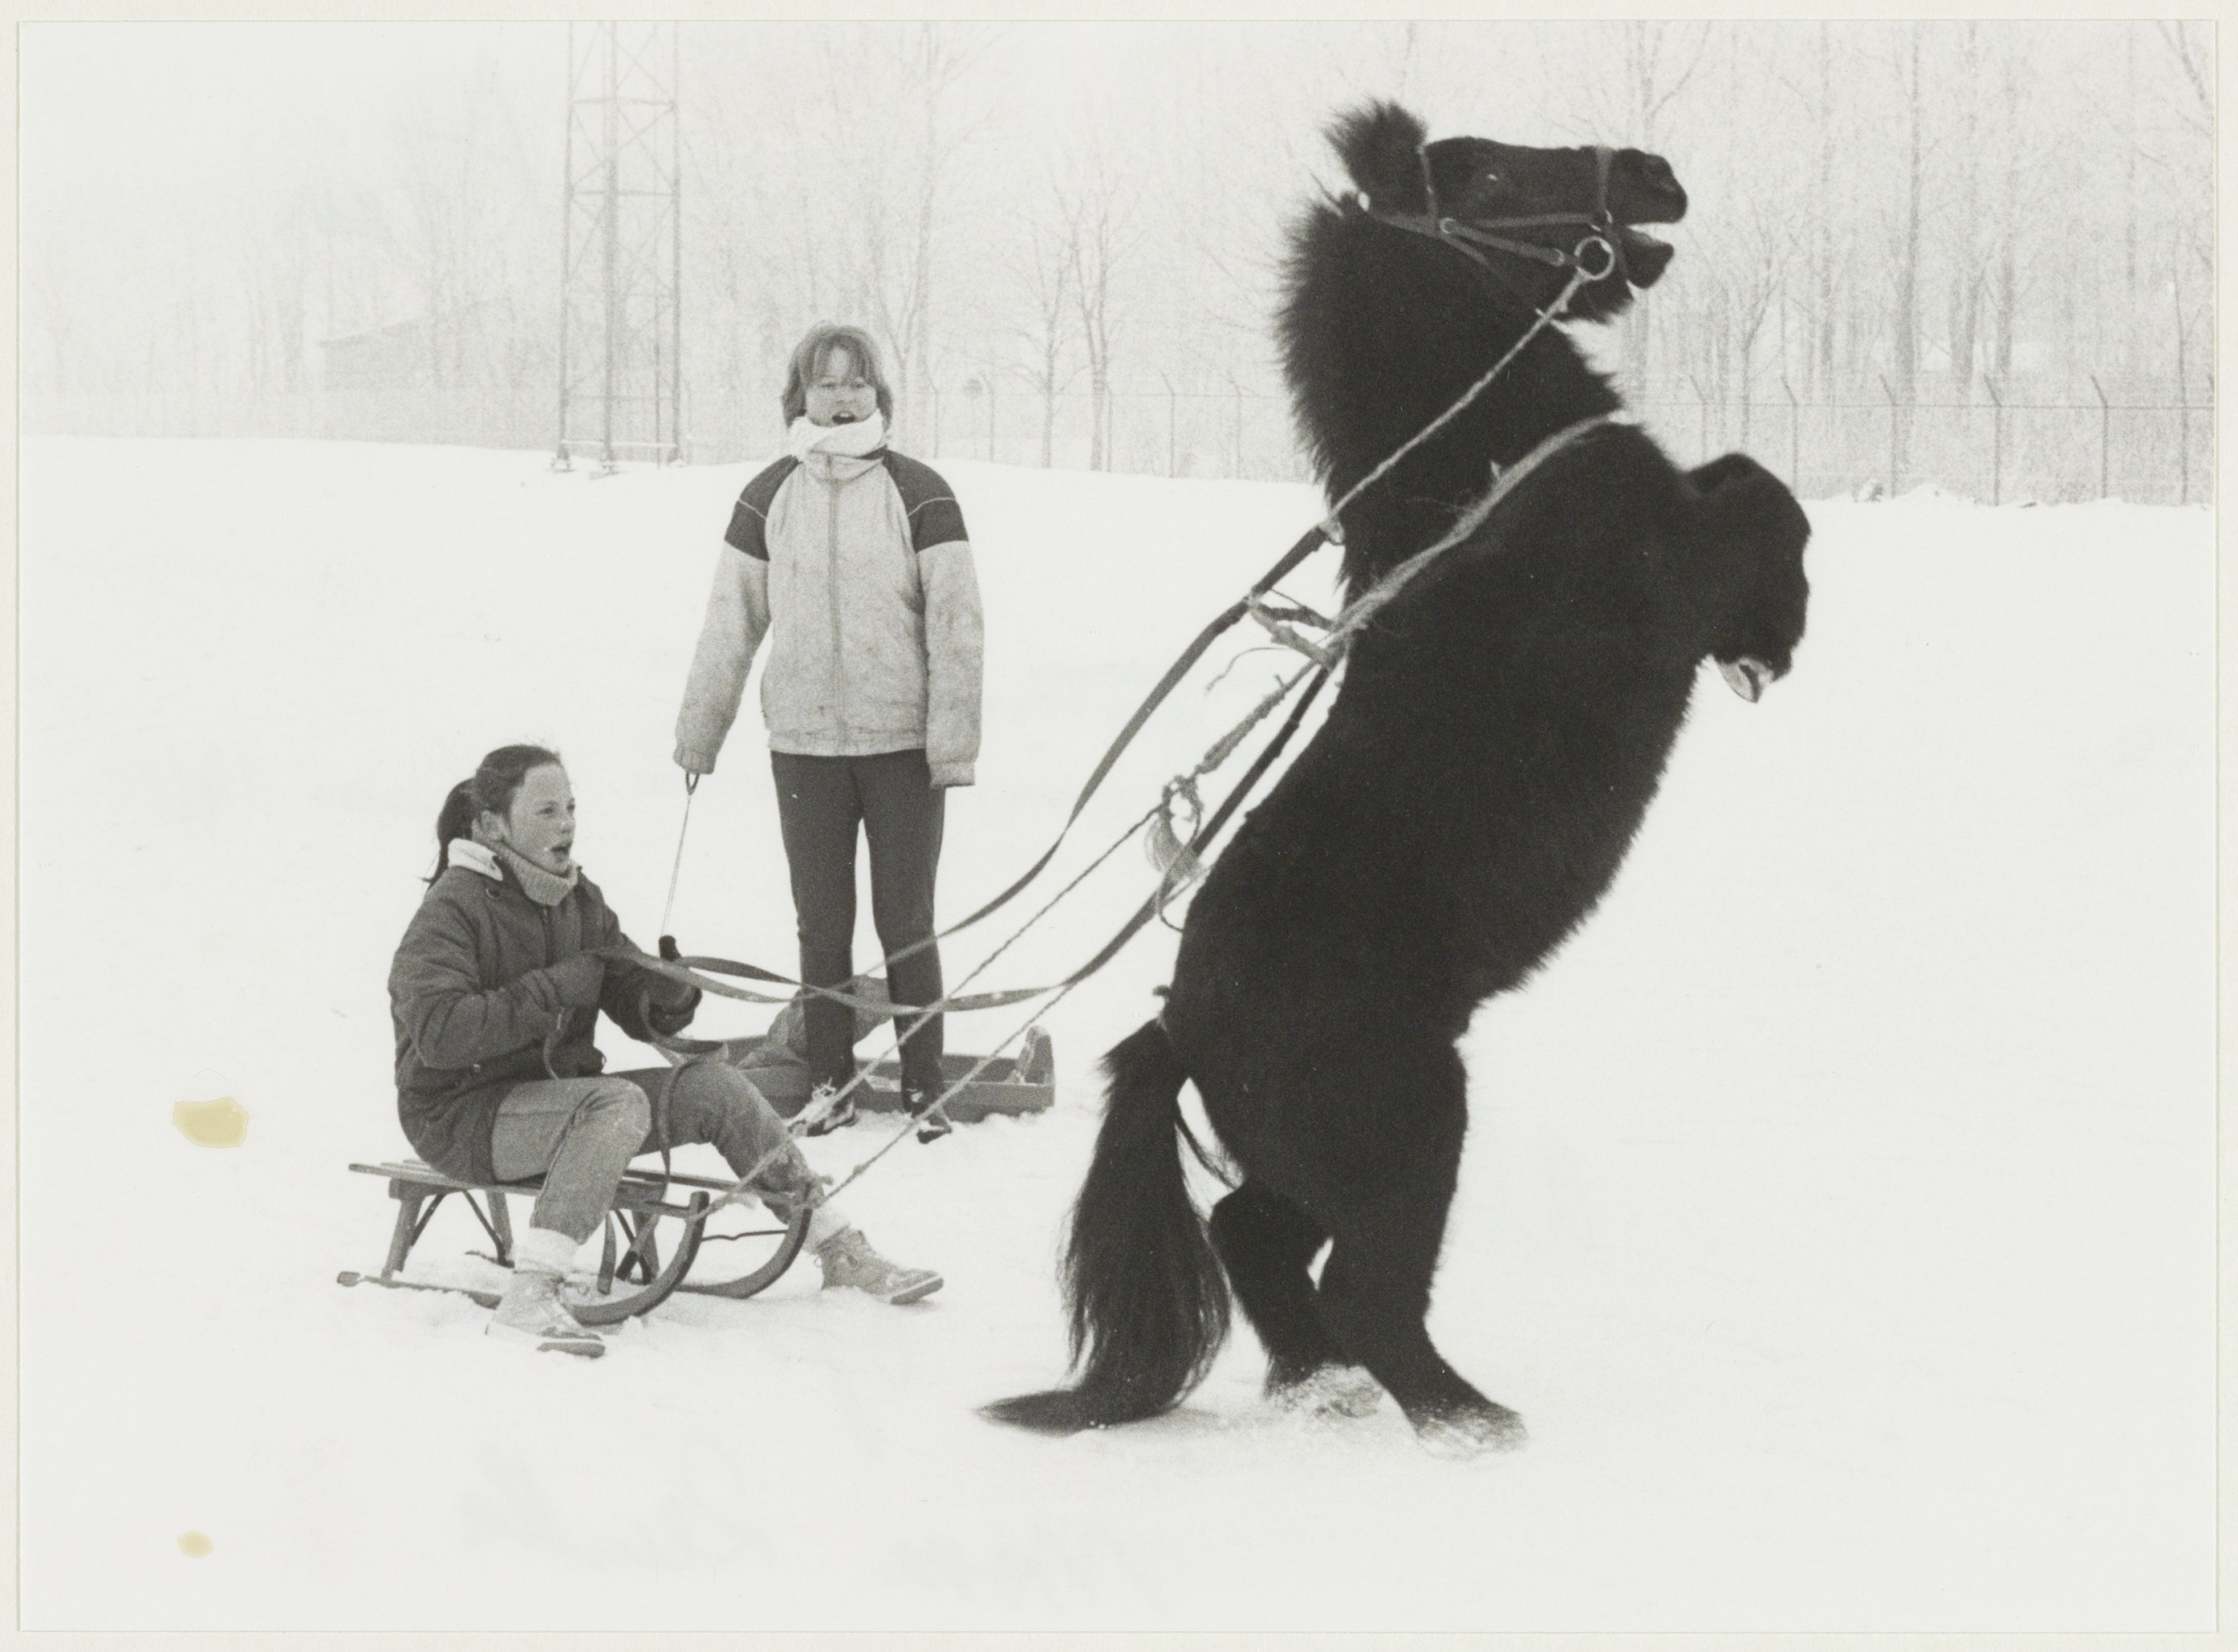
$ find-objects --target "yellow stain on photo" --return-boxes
[173,1098,249,1149]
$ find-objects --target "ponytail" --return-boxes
[427,744,563,884]
[428,780,478,883]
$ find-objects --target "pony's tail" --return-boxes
[984,1019,1230,1434]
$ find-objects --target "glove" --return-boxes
[546,952,607,1010]
[607,949,697,1014]
[646,970,700,1015]
[644,988,701,1037]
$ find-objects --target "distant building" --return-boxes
[319,298,553,449]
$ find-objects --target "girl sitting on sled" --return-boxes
[674,322,983,1141]
[388,743,941,1357]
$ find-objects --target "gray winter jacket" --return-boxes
[388,858,698,1182]
[675,447,985,785]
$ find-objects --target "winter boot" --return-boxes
[799,1079,857,1137]
[487,1272,604,1358]
[815,1225,944,1305]
[902,1082,952,1143]
[487,1227,603,1358]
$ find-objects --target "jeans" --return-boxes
[770,749,947,1096]
[488,1061,823,1244]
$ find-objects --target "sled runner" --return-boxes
[337,1159,812,1325]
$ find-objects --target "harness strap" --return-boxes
[1321,412,1621,648]
[914,518,1331,952]
[1370,144,1619,279]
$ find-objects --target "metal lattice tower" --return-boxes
[555,22,682,471]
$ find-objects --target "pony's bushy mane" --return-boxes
[1329,101,1430,209]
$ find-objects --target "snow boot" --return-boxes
[902,1082,952,1143]
[816,1226,944,1305]
[799,1080,856,1137]
[487,1269,604,1358]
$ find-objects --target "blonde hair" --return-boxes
[781,323,895,425]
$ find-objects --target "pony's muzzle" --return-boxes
[1719,657,1773,702]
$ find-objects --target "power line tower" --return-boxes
[555,22,683,472]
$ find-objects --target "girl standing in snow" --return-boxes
[675,323,984,1140]
[388,743,941,1358]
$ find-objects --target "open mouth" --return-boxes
[1616,225,1675,286]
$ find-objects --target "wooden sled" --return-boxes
[337,1159,812,1326]
[709,1019,1059,1122]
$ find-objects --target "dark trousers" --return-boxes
[770,749,947,1095]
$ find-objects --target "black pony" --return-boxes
[989,104,1810,1455]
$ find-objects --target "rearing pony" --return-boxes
[989,103,1810,1455]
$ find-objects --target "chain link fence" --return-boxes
[26,377,2213,506]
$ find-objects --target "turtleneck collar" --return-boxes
[469,837,582,906]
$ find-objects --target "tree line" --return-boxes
[22,21,2213,469]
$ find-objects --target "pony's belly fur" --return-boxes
[1166,677,1694,1148]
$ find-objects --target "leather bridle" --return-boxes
[1364,143,1622,284]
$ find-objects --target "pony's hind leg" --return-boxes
[1208,1181,1378,1416]
[1304,1045,1525,1455]
[1318,1224,1525,1455]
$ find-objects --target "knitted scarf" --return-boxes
[786,411,888,462]
[490,839,580,907]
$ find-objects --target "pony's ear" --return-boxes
[1329,101,1429,206]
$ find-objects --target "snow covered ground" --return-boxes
[16,435,2215,1631]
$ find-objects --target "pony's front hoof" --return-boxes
[1412,1402,1528,1459]
[1718,656,1772,701]
[1269,1363,1385,1420]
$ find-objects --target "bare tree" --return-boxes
[1780,22,1855,400]
[1714,197,1797,447]
[1939,25,1988,400]
[2155,20,2211,125]
[842,24,997,406]
[1631,20,1714,396]
[1009,193,1075,467]
[1059,143,1141,472]
[1888,26,1924,412]
[2145,22,2212,284]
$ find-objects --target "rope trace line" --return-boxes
[688,801,1160,1220]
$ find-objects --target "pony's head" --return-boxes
[1331,101,1686,324]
